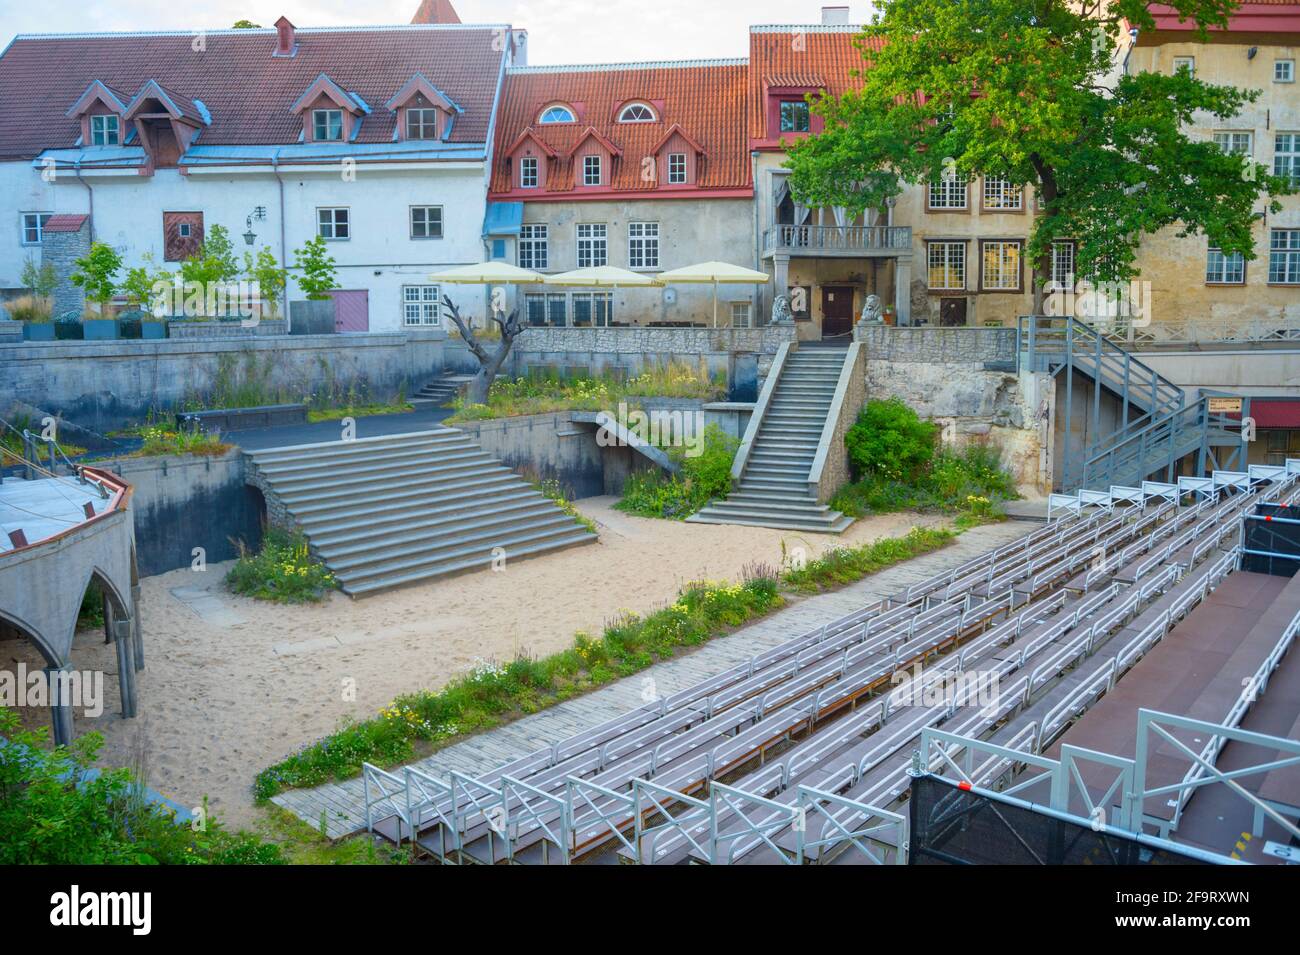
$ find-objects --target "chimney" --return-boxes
[821,6,850,25]
[274,16,297,57]
[511,30,528,67]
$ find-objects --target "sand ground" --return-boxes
[6,498,944,830]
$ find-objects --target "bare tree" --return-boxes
[442,296,523,406]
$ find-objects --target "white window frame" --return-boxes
[1050,240,1076,287]
[618,103,656,123]
[927,240,966,290]
[582,154,602,187]
[571,291,613,327]
[928,173,968,210]
[538,104,576,124]
[1274,133,1299,187]
[409,205,443,240]
[20,212,51,246]
[1213,131,1252,156]
[405,108,439,140]
[90,114,120,146]
[577,223,607,268]
[1205,246,1245,285]
[1270,229,1300,284]
[1276,59,1295,83]
[982,175,1023,211]
[403,284,441,326]
[1172,56,1195,75]
[667,152,687,184]
[518,223,548,271]
[317,207,350,240]
[627,221,660,270]
[313,108,344,142]
[779,100,810,133]
[730,301,752,327]
[980,240,1023,292]
[519,155,538,188]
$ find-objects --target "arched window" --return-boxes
[618,102,656,123]
[538,104,576,124]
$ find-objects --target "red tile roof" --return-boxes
[1143,2,1300,35]
[411,0,462,25]
[0,25,507,160]
[747,25,879,144]
[488,60,750,198]
[41,214,88,233]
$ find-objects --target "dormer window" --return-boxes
[583,155,602,186]
[618,102,656,123]
[90,114,120,146]
[539,104,576,124]
[668,153,686,184]
[780,101,810,133]
[520,156,539,188]
[314,109,344,141]
[406,108,439,140]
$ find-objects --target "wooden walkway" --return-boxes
[271,521,1031,838]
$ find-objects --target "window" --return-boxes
[1050,241,1076,286]
[779,101,810,133]
[928,173,968,210]
[667,152,687,184]
[1205,247,1244,284]
[524,292,568,326]
[981,240,1022,291]
[730,301,752,327]
[20,212,51,245]
[90,114,120,146]
[519,224,548,270]
[179,223,191,237]
[410,206,443,239]
[572,291,613,326]
[982,176,1023,211]
[577,223,607,267]
[1172,56,1195,75]
[1275,133,1300,187]
[1276,60,1295,83]
[538,104,575,124]
[627,221,659,269]
[519,155,539,188]
[491,238,506,259]
[317,207,350,240]
[582,154,602,187]
[1213,131,1252,156]
[402,285,440,325]
[405,108,439,140]
[1270,229,1300,284]
[618,103,656,123]
[927,241,966,290]
[313,109,344,141]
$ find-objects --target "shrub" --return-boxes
[291,235,338,300]
[6,294,51,323]
[244,247,285,318]
[137,425,229,457]
[69,241,123,313]
[225,528,337,603]
[615,424,738,520]
[844,398,937,481]
[782,526,955,593]
[20,256,56,300]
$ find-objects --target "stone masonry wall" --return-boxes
[42,221,90,319]
[855,324,1017,365]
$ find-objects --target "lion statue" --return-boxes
[858,294,883,325]
[771,294,794,324]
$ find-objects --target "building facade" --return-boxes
[0,17,523,332]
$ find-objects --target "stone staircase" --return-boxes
[688,347,854,533]
[246,429,596,597]
[413,373,470,406]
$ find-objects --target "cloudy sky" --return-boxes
[0,1,874,63]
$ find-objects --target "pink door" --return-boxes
[329,289,370,332]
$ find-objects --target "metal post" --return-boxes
[45,664,74,746]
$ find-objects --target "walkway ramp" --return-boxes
[245,429,596,597]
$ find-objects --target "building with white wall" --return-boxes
[0,16,524,332]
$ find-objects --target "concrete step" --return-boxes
[687,508,854,534]
[702,498,833,517]
[247,429,462,466]
[297,480,538,536]
[308,489,550,547]
[749,450,817,466]
[288,468,516,521]
[278,461,512,509]
[341,531,598,596]
[268,449,496,494]
[325,510,579,571]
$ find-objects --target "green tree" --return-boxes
[844,398,937,481]
[20,256,56,299]
[244,247,286,317]
[69,241,123,314]
[232,19,262,28]
[291,235,338,300]
[179,223,240,287]
[785,0,1295,308]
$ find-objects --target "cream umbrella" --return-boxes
[656,261,771,328]
[428,262,547,329]
[544,266,660,327]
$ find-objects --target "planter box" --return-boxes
[83,318,120,340]
[290,299,337,335]
[53,321,84,340]
[178,403,307,433]
[22,322,55,341]
[141,321,167,340]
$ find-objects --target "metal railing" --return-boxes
[1093,314,1300,348]
[762,224,912,255]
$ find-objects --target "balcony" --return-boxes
[762,224,912,258]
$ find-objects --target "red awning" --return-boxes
[1250,400,1300,429]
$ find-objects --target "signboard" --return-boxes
[1208,397,1243,414]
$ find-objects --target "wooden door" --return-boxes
[820,286,854,338]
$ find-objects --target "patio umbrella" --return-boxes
[656,261,770,328]
[544,266,660,327]
[427,262,547,326]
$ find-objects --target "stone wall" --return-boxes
[41,219,90,319]
[0,329,446,435]
[856,324,1017,366]
[811,343,866,504]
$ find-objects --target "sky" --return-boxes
[0,1,876,63]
